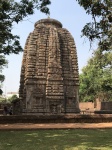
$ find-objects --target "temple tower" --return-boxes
[19,18,80,114]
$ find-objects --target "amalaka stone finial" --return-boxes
[34,18,63,28]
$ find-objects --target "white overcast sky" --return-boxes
[2,0,98,94]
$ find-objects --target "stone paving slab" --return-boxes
[0,123,112,130]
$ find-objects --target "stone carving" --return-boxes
[19,18,80,115]
[26,86,33,109]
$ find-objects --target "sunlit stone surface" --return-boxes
[19,18,80,114]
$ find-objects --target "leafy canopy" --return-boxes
[0,55,8,94]
[7,94,19,103]
[79,48,112,102]
[0,0,51,55]
[76,0,112,51]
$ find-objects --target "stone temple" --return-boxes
[19,18,80,115]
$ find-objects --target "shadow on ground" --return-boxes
[0,129,112,150]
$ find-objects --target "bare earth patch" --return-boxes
[0,123,112,130]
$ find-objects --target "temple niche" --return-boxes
[19,18,80,115]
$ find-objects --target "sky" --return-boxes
[2,0,98,94]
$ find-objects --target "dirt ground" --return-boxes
[0,123,112,130]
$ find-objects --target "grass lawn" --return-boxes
[0,129,112,150]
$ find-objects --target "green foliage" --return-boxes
[0,56,7,91]
[0,75,5,84]
[0,96,6,102]
[0,89,3,95]
[79,48,112,102]
[0,0,51,55]
[0,55,8,93]
[76,0,112,51]
[7,94,18,103]
[0,55,8,71]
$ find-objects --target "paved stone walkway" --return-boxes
[0,123,112,130]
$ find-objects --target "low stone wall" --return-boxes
[0,114,112,124]
[101,102,112,110]
[94,110,112,114]
[79,101,112,111]
[79,102,94,110]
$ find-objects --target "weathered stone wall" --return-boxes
[79,101,112,111]
[100,102,112,110]
[79,102,95,110]
[1,114,112,124]
[19,18,80,115]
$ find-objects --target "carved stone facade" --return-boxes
[19,18,80,114]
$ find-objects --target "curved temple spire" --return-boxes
[19,18,80,115]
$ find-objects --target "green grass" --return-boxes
[0,129,112,150]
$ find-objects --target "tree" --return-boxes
[0,55,8,94]
[76,0,112,102]
[7,94,18,103]
[0,55,8,71]
[0,89,3,95]
[76,0,112,51]
[79,48,112,102]
[0,0,51,55]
